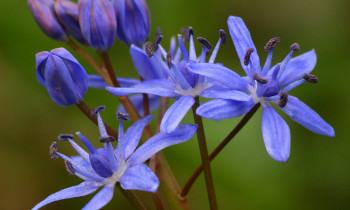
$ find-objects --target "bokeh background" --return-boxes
[0,0,349,209]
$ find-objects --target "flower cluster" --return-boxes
[28,0,335,208]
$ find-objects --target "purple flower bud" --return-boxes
[28,0,68,41]
[78,0,117,51]
[36,48,88,107]
[112,0,151,45]
[54,0,89,45]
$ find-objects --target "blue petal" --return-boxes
[82,185,114,210]
[188,63,248,92]
[119,164,159,192]
[32,181,101,210]
[117,94,161,116]
[279,96,335,136]
[196,99,255,120]
[160,96,195,134]
[106,79,178,97]
[123,115,155,159]
[200,87,252,101]
[88,75,140,89]
[276,49,317,87]
[130,45,163,80]
[261,105,290,162]
[227,16,261,77]
[127,124,197,167]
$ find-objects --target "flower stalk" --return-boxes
[191,96,218,210]
[116,184,146,210]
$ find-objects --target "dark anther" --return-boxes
[278,92,288,107]
[197,37,212,52]
[58,134,74,141]
[290,43,300,52]
[156,27,162,36]
[117,112,130,121]
[181,27,190,41]
[154,34,163,51]
[91,105,106,117]
[253,72,268,84]
[244,48,254,66]
[64,160,75,175]
[145,42,154,57]
[50,142,58,160]
[189,27,194,36]
[99,136,116,143]
[303,73,319,83]
[166,51,172,68]
[264,37,280,52]
[219,29,226,44]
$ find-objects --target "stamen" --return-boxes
[219,29,226,44]
[154,34,163,52]
[64,160,75,175]
[278,92,288,107]
[253,72,268,84]
[91,105,105,117]
[50,142,58,160]
[264,37,280,52]
[244,48,254,66]
[156,27,162,36]
[303,73,319,83]
[197,37,212,52]
[290,43,300,52]
[117,112,130,121]
[181,27,190,41]
[99,136,116,143]
[145,42,154,57]
[166,51,172,68]
[189,27,194,36]
[58,134,74,141]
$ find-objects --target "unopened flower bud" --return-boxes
[78,0,117,51]
[36,48,88,107]
[54,0,88,45]
[28,0,68,41]
[112,0,151,45]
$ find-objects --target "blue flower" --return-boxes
[112,0,151,45]
[188,16,335,162]
[78,0,117,51]
[28,0,68,41]
[33,106,197,209]
[107,28,250,133]
[36,47,88,107]
[54,0,89,45]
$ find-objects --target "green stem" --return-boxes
[117,184,146,210]
[181,103,261,197]
[191,96,218,210]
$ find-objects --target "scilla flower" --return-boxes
[78,0,117,51]
[107,28,250,133]
[33,106,197,209]
[28,0,68,41]
[188,16,335,162]
[36,47,88,107]
[112,0,151,45]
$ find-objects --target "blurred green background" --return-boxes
[0,0,349,209]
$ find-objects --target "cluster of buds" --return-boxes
[28,0,151,49]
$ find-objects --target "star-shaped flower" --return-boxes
[188,16,335,162]
[33,106,197,209]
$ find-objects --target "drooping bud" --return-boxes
[278,92,288,107]
[54,0,88,45]
[264,37,280,52]
[145,42,154,57]
[219,29,226,45]
[117,112,130,121]
[244,48,254,65]
[28,0,68,41]
[253,72,268,84]
[64,160,75,175]
[99,136,116,143]
[166,51,173,68]
[112,0,151,45]
[91,105,106,117]
[36,48,88,107]
[303,73,319,83]
[290,43,300,52]
[78,0,117,51]
[50,142,59,159]
[58,134,74,141]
